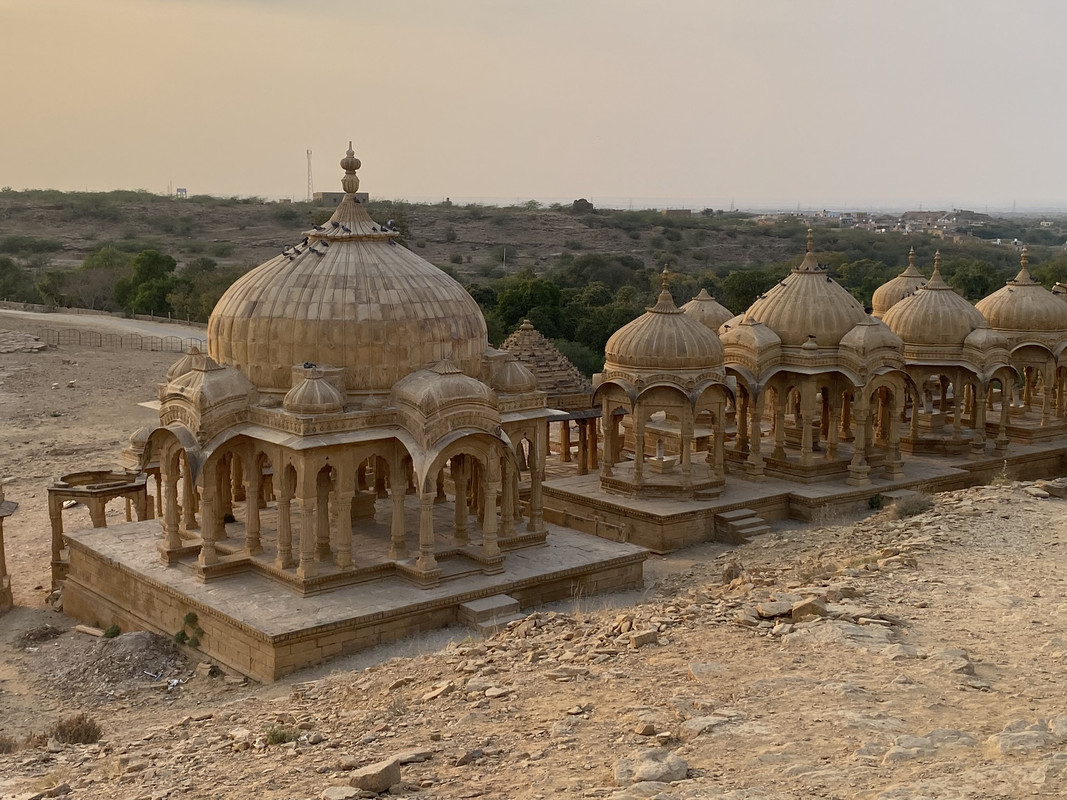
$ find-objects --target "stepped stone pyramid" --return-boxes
[501,320,593,411]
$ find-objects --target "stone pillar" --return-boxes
[390,455,408,559]
[826,396,840,461]
[577,420,588,476]
[198,478,219,567]
[244,456,262,555]
[315,470,332,562]
[600,399,615,478]
[219,455,234,528]
[971,383,988,458]
[680,409,693,489]
[154,473,163,518]
[375,457,388,499]
[1041,363,1052,426]
[772,401,787,460]
[744,393,765,479]
[560,421,572,463]
[951,374,963,442]
[588,420,598,470]
[847,396,871,486]
[87,498,107,528]
[633,414,646,486]
[333,488,354,568]
[840,391,853,441]
[995,381,1011,451]
[416,493,438,573]
[296,492,317,580]
[435,470,447,503]
[231,454,246,503]
[528,425,545,533]
[453,456,469,545]
[181,461,199,533]
[161,454,182,552]
[501,459,515,539]
[799,383,815,467]
[736,390,750,453]
[48,494,64,572]
[884,390,904,479]
[276,481,294,569]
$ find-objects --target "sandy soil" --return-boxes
[2,313,1067,800]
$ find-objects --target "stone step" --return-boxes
[715,509,769,544]
[472,612,527,637]
[716,507,758,523]
[458,594,520,626]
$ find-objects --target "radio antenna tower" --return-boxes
[306,149,314,202]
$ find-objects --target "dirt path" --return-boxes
[2,326,1067,799]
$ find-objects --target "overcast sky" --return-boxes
[2,0,1065,210]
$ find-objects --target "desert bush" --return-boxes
[265,726,297,745]
[102,624,120,639]
[889,493,934,519]
[50,713,102,745]
[450,253,463,264]
[0,735,18,753]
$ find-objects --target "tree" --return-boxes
[115,249,178,314]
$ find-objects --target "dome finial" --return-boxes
[1013,244,1036,284]
[908,247,915,268]
[340,142,361,194]
[806,228,814,253]
[931,250,943,279]
[661,264,671,292]
[1021,245,1029,271]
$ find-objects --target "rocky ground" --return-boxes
[2,319,1067,799]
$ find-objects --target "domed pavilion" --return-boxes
[57,146,646,681]
[881,252,1015,455]
[720,231,911,485]
[594,269,731,499]
[976,247,1067,439]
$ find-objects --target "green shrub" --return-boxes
[450,253,463,264]
[184,611,199,626]
[102,624,120,639]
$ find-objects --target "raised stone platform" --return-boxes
[544,440,1067,552]
[61,522,646,683]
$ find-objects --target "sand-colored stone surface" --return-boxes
[3,311,1067,799]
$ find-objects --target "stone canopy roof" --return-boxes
[501,320,592,410]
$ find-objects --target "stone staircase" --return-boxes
[714,508,770,544]
[458,594,525,636]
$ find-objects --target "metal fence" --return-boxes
[33,327,206,353]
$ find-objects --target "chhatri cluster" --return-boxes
[31,144,1067,680]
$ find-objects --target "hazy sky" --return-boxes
[3,0,1066,210]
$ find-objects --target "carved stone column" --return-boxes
[416,493,438,573]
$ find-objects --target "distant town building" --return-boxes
[315,190,368,204]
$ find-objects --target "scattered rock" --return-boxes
[348,757,401,793]
[614,748,688,786]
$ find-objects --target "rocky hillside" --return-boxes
[3,480,1067,800]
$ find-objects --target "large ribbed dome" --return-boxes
[976,248,1067,333]
[208,145,488,394]
[871,248,927,318]
[605,271,723,371]
[882,253,990,346]
[741,230,867,347]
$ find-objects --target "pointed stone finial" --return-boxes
[340,142,361,194]
[806,228,814,253]
[908,247,915,268]
[649,265,681,314]
[1021,245,1029,271]
[661,265,671,292]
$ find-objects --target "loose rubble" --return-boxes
[2,481,1067,799]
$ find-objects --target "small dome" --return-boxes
[871,248,927,318]
[681,288,734,332]
[605,270,724,371]
[283,372,344,414]
[720,318,781,352]
[393,358,495,416]
[166,345,203,381]
[839,318,904,356]
[976,248,1067,333]
[741,230,867,347]
[882,252,989,346]
[489,354,538,394]
[166,354,255,407]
